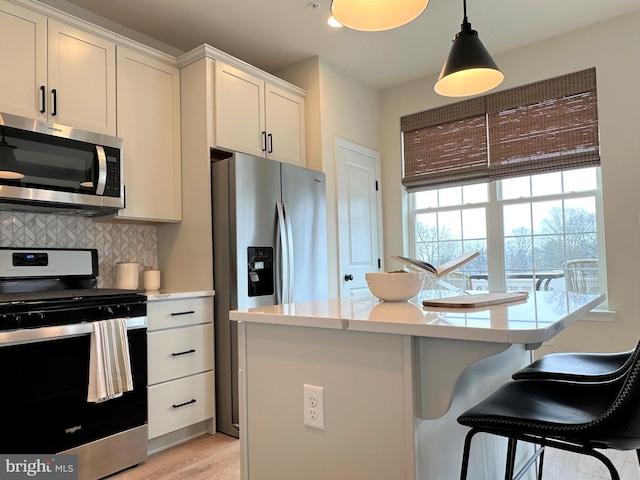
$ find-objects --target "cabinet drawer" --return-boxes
[148,323,213,385]
[148,296,213,331]
[148,371,214,439]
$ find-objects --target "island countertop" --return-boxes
[234,290,606,479]
[230,290,605,347]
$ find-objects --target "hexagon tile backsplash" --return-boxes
[0,212,157,288]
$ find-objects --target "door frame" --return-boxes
[335,137,384,296]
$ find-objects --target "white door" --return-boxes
[336,138,383,297]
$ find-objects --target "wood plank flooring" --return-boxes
[108,433,640,479]
[107,434,240,480]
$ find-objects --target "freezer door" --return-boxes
[281,164,328,302]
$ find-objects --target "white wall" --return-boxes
[380,12,640,354]
[279,58,381,298]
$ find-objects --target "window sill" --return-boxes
[579,309,616,322]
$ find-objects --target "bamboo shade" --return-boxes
[401,68,599,192]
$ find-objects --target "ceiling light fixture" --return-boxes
[327,15,343,28]
[330,0,429,32]
[434,0,503,97]
[0,126,24,180]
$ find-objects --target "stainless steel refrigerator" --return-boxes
[211,152,328,437]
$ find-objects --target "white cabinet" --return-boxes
[213,61,306,167]
[147,295,214,439]
[112,46,182,223]
[0,1,116,135]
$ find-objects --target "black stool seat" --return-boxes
[457,347,640,479]
[512,348,634,382]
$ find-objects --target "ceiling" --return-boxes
[42,0,640,90]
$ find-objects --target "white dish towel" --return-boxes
[87,318,134,403]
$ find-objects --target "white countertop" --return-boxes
[230,290,606,346]
[145,289,214,301]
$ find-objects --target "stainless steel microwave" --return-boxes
[0,112,124,216]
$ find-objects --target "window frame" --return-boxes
[407,168,607,298]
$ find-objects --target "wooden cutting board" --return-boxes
[422,292,528,308]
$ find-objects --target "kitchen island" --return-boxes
[230,291,605,480]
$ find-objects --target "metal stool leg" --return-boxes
[505,438,517,480]
[537,446,545,480]
[460,428,482,480]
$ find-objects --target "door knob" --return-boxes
[344,274,354,281]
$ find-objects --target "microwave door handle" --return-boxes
[95,146,107,195]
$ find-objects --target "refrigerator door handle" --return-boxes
[276,201,290,304]
[282,201,295,302]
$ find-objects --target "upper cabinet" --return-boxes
[213,61,306,167]
[0,1,116,136]
[113,46,182,223]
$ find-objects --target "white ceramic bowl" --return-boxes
[365,271,427,302]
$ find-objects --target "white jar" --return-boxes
[116,262,139,289]
[143,269,161,291]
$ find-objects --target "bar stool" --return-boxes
[512,344,636,382]
[457,346,640,480]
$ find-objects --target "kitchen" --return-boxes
[1,0,639,478]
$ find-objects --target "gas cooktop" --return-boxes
[0,248,147,332]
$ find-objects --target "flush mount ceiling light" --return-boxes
[0,126,24,180]
[330,0,429,32]
[434,0,503,97]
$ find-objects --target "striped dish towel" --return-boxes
[87,318,134,403]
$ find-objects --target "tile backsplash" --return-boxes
[0,212,157,288]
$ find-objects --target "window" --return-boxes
[409,167,604,293]
[402,69,604,295]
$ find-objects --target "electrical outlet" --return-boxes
[143,249,154,267]
[303,384,324,430]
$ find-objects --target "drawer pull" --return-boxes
[171,349,196,357]
[172,399,196,409]
[170,310,195,316]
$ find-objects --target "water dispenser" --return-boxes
[247,247,274,297]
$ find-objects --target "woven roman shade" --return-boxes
[401,68,600,192]
[402,97,488,192]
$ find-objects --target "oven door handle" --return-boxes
[0,316,147,347]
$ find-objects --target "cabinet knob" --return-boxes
[344,274,354,281]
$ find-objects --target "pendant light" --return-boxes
[0,126,24,180]
[434,0,503,97]
[331,0,429,32]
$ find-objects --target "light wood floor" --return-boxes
[108,433,640,479]
[107,434,240,480]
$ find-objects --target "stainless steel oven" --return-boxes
[0,248,147,480]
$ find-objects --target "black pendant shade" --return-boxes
[434,1,503,97]
[0,127,24,180]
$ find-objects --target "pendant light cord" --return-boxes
[463,0,468,23]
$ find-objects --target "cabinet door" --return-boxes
[47,19,116,135]
[213,61,265,157]
[0,1,47,120]
[115,46,182,222]
[265,83,306,166]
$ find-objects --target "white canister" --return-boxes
[116,262,139,290]
[143,269,161,291]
